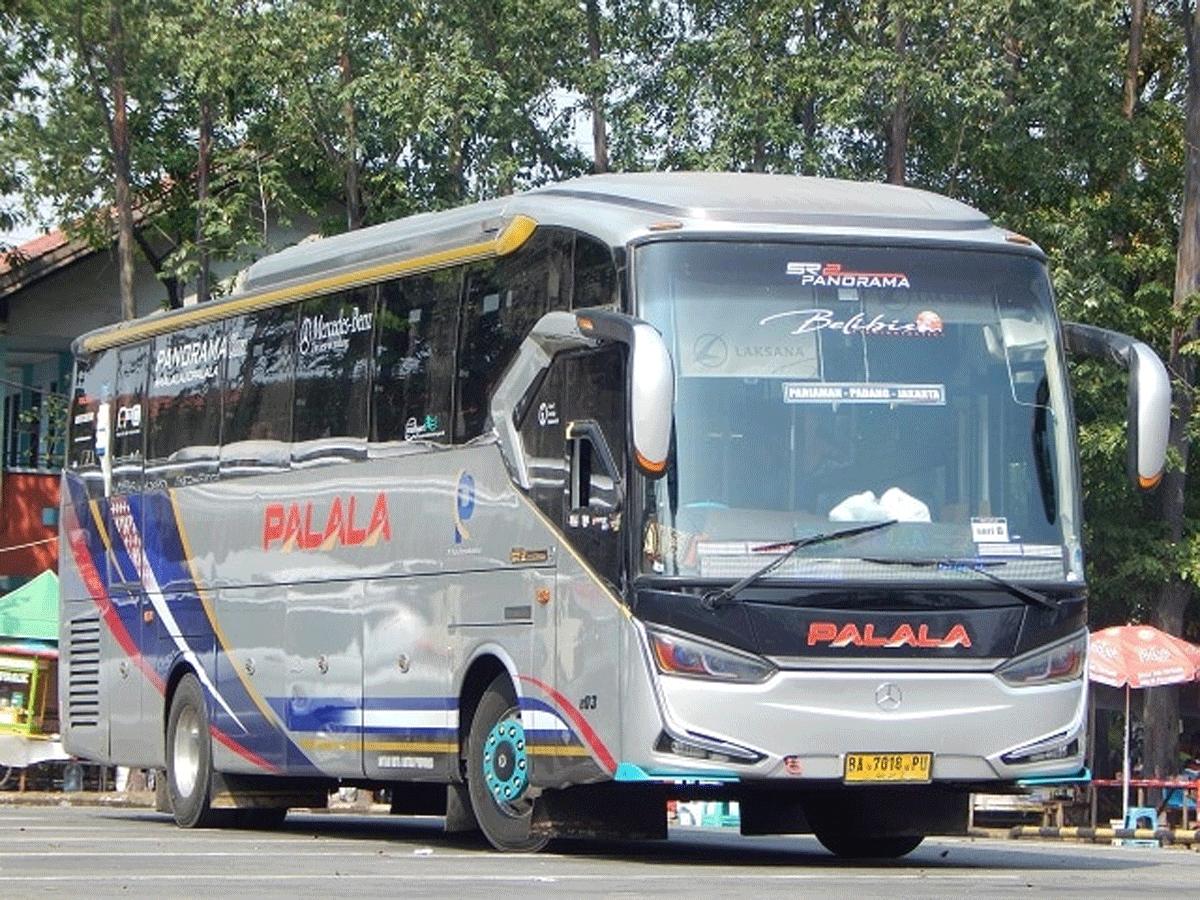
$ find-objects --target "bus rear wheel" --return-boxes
[166,673,220,828]
[466,676,549,852]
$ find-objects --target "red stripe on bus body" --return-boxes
[210,725,280,773]
[519,675,617,775]
[68,527,166,694]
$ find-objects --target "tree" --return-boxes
[1142,0,1200,783]
[1,0,48,242]
[2,0,189,317]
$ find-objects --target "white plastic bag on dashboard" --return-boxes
[828,487,930,523]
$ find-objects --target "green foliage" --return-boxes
[1,0,1198,640]
[16,390,67,469]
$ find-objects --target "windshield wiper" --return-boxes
[701,519,898,611]
[863,556,1057,610]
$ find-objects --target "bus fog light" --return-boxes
[1000,733,1080,766]
[654,731,764,765]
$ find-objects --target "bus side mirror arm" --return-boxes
[491,309,675,490]
[575,309,674,479]
[95,399,113,498]
[490,312,591,490]
[1061,321,1171,490]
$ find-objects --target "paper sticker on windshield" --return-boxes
[787,262,912,290]
[971,517,1009,543]
[783,382,945,405]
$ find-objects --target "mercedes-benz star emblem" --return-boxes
[876,682,903,710]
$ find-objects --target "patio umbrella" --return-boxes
[1088,625,1200,821]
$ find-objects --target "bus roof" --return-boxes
[75,173,1035,353]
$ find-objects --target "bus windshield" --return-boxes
[635,240,1081,582]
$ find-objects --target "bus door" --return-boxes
[518,344,627,771]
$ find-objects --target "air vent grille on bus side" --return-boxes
[67,616,102,727]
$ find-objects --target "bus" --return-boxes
[58,172,1170,857]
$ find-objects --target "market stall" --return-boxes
[0,571,68,779]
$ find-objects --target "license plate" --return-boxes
[844,752,932,783]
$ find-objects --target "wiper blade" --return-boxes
[701,519,898,611]
[864,556,1057,610]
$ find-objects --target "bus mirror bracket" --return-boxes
[491,310,674,490]
[1061,321,1171,490]
[575,309,674,480]
[491,312,594,491]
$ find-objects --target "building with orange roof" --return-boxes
[0,227,169,593]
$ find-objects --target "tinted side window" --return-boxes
[573,235,618,309]
[456,229,572,442]
[146,322,225,489]
[293,291,373,464]
[222,306,296,474]
[373,271,458,444]
[561,345,627,509]
[112,343,148,496]
[516,360,567,522]
[67,350,116,500]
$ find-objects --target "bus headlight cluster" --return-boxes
[996,630,1087,687]
[647,627,776,683]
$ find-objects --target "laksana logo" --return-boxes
[263,492,391,551]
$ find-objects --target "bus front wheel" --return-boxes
[166,673,220,828]
[466,676,549,852]
[811,825,924,859]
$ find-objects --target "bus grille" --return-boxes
[67,616,102,727]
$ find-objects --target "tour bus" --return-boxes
[58,172,1170,857]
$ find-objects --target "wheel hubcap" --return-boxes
[173,706,201,798]
[482,716,529,807]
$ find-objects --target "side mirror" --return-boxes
[491,309,675,488]
[1061,321,1171,490]
[95,399,113,497]
[576,310,674,478]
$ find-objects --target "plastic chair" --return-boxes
[1124,806,1158,830]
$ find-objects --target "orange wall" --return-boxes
[0,472,59,578]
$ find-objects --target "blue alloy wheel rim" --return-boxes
[483,716,529,806]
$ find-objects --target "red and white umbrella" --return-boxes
[1088,625,1200,688]
[1087,625,1200,821]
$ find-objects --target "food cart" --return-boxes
[0,571,68,786]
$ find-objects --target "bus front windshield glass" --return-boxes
[635,241,1080,583]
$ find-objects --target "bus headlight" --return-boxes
[996,631,1087,687]
[647,627,775,683]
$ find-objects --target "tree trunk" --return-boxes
[1123,0,1146,120]
[585,0,609,173]
[885,11,908,185]
[1142,0,1200,786]
[196,97,212,305]
[340,46,362,230]
[106,0,136,321]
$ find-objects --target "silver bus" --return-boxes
[58,172,1170,857]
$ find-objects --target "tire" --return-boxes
[812,826,924,859]
[466,676,549,852]
[232,807,288,829]
[166,673,221,828]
